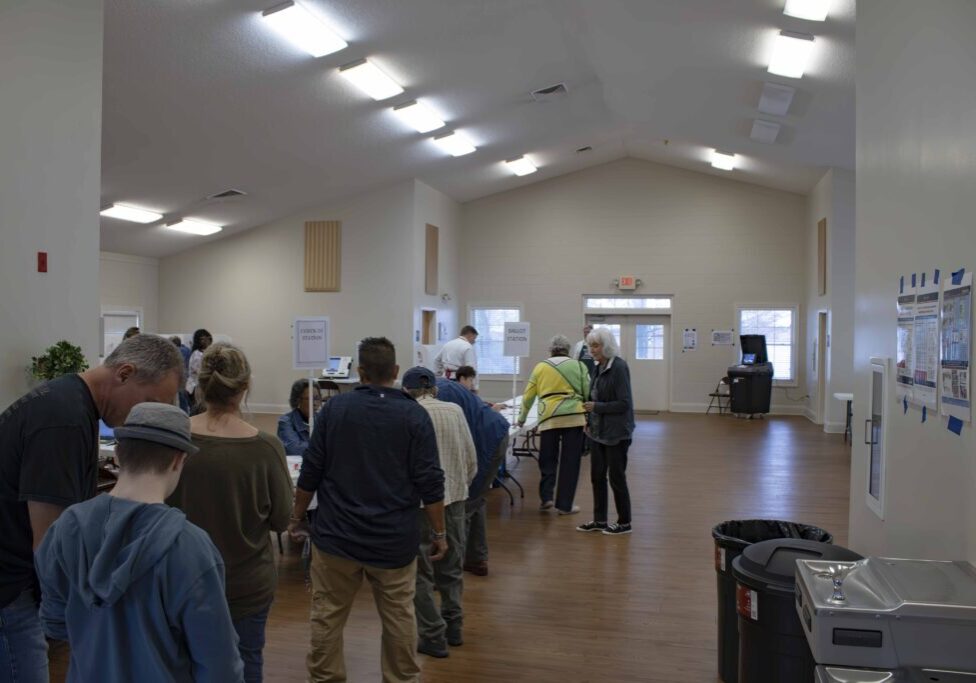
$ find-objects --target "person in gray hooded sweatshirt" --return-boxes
[35,403,243,682]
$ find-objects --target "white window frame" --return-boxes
[635,323,666,361]
[584,294,672,315]
[468,303,523,377]
[735,303,799,386]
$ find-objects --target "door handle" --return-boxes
[863,418,875,445]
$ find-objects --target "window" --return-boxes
[636,324,665,360]
[102,311,140,357]
[585,296,671,311]
[470,306,521,375]
[737,306,798,383]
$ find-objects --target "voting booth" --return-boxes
[727,335,774,416]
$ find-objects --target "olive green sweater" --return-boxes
[167,431,293,620]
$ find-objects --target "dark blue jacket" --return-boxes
[435,379,509,498]
[588,357,635,445]
[277,409,309,455]
[298,385,444,569]
[35,495,243,682]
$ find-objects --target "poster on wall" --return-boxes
[682,328,697,351]
[940,271,972,421]
[896,283,916,403]
[711,329,734,346]
[912,278,940,410]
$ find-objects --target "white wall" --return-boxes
[0,0,103,406]
[100,252,160,333]
[158,180,446,412]
[850,0,976,562]
[804,168,856,431]
[460,158,809,408]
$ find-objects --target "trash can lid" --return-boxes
[816,666,897,683]
[732,538,862,592]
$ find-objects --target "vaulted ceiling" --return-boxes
[100,0,855,256]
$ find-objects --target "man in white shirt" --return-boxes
[402,366,477,659]
[434,326,478,380]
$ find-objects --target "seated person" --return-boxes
[35,403,243,682]
[455,366,504,411]
[278,380,322,455]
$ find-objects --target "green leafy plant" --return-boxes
[30,340,89,381]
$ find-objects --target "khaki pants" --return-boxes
[308,548,419,683]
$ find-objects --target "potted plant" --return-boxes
[30,340,89,382]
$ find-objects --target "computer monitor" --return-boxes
[322,356,352,379]
[742,353,757,365]
[739,335,768,364]
[326,357,341,374]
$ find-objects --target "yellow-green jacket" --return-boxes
[518,356,591,431]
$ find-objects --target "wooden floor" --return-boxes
[51,413,851,682]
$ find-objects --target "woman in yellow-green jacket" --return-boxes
[517,334,590,514]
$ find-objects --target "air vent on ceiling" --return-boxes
[531,82,568,102]
[576,146,593,153]
[207,188,247,200]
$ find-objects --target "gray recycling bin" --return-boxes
[712,520,833,683]
[732,538,863,683]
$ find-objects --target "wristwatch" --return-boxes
[431,530,447,540]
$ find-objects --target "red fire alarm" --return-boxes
[37,252,48,273]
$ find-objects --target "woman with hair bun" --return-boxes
[167,343,294,682]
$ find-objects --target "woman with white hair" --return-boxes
[578,327,635,535]
[517,334,590,515]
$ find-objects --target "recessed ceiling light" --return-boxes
[431,131,476,157]
[505,156,537,176]
[711,151,736,171]
[165,219,223,236]
[783,0,829,22]
[750,119,782,144]
[768,31,815,79]
[100,204,163,223]
[339,59,403,101]
[758,82,796,115]
[261,1,347,58]
[391,100,445,133]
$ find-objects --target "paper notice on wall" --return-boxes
[711,329,734,346]
[683,328,697,351]
[896,287,916,403]
[941,272,972,421]
[912,282,939,409]
[293,317,330,370]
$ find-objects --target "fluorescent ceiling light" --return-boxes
[750,119,782,144]
[757,82,796,115]
[711,151,736,171]
[339,59,403,101]
[432,131,476,157]
[783,0,829,22]
[392,100,444,133]
[165,219,223,236]
[261,1,347,58]
[505,156,537,176]
[100,203,163,223]
[768,31,815,79]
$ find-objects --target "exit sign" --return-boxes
[618,275,637,290]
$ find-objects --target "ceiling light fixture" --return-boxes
[757,82,796,115]
[711,151,736,171]
[391,100,445,133]
[261,1,347,58]
[431,131,476,157]
[783,0,829,22]
[505,156,537,176]
[165,219,223,236]
[750,119,782,144]
[768,30,816,79]
[339,59,403,100]
[100,204,163,224]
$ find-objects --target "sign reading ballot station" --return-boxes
[293,317,330,370]
[503,322,531,358]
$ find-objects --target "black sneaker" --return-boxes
[417,639,449,658]
[602,523,632,536]
[576,521,607,533]
[446,622,463,647]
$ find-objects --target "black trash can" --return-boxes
[712,520,833,683]
[732,538,863,683]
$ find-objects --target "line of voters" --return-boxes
[0,324,634,682]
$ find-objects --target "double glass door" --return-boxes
[586,315,670,412]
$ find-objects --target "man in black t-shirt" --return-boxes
[0,334,183,682]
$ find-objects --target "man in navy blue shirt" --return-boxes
[289,338,446,683]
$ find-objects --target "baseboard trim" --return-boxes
[803,407,818,423]
[823,421,846,434]
[671,402,808,416]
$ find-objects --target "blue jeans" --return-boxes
[0,590,49,683]
[233,604,271,683]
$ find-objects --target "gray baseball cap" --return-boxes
[113,402,199,455]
